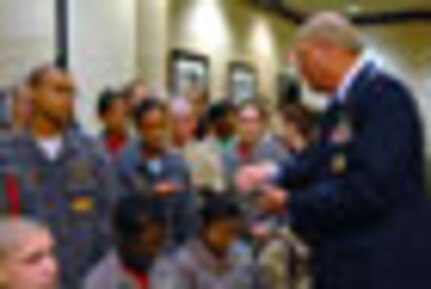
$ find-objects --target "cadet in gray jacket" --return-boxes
[152,195,265,289]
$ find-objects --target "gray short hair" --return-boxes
[169,97,193,117]
[295,12,364,53]
[0,217,48,261]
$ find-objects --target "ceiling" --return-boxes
[252,0,431,25]
[281,0,431,13]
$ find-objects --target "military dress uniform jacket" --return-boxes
[0,130,121,289]
[280,64,431,289]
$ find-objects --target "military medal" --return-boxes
[331,153,347,174]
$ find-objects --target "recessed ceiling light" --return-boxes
[347,4,363,14]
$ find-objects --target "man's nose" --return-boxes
[42,256,59,280]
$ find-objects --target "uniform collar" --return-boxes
[20,129,85,162]
[189,240,235,274]
[335,52,371,104]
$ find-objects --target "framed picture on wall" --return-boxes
[168,49,210,98]
[228,62,258,104]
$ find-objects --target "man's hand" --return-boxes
[257,185,289,214]
[235,163,278,193]
[153,182,182,196]
[249,221,273,241]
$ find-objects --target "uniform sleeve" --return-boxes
[165,155,192,193]
[167,156,198,241]
[0,172,9,214]
[115,147,152,197]
[269,137,289,163]
[288,79,421,237]
[151,257,194,289]
[0,133,17,214]
[92,139,123,205]
[275,149,322,190]
[89,140,122,259]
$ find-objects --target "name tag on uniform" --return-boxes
[330,122,353,145]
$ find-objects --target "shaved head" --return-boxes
[0,217,58,289]
[0,217,48,260]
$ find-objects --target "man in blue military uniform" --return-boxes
[237,13,431,289]
[116,98,196,247]
[0,64,120,288]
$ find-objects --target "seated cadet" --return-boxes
[84,194,169,289]
[152,195,259,289]
[116,98,196,246]
[97,88,130,159]
[0,64,119,289]
[169,97,225,193]
[0,217,59,289]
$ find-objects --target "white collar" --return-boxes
[36,135,64,161]
[335,53,370,104]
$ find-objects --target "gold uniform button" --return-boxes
[71,197,94,213]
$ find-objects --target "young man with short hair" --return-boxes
[0,217,58,289]
[84,195,169,289]
[154,195,260,289]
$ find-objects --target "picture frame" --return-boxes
[228,62,258,104]
[168,49,210,98]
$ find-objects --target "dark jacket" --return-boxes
[0,130,119,289]
[283,64,431,289]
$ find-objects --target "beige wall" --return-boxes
[69,0,137,130]
[136,0,169,92]
[0,0,56,87]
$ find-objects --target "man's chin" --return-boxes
[309,83,331,94]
